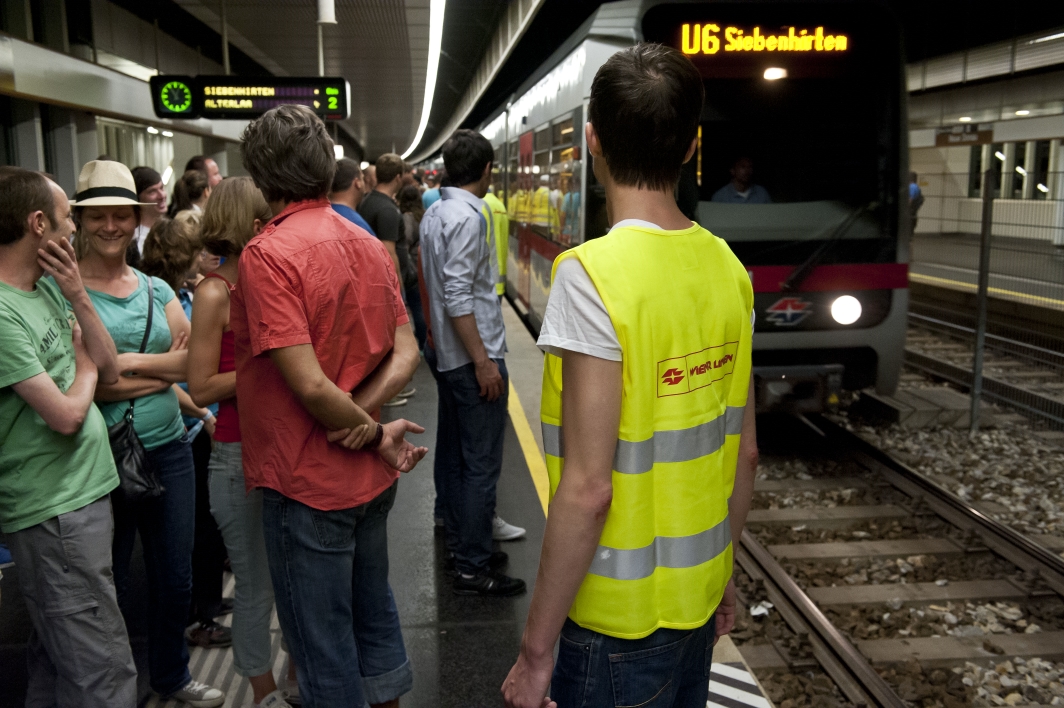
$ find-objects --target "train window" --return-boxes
[534,127,551,153]
[552,118,574,147]
[1032,140,1052,200]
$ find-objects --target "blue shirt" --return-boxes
[909,182,922,201]
[711,182,772,204]
[422,188,441,210]
[420,187,506,372]
[332,203,376,235]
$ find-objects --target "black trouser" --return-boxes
[189,429,226,624]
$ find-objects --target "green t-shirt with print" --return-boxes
[0,277,118,533]
[86,271,185,450]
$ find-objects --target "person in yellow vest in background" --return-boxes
[502,43,759,708]
[483,188,508,296]
[531,175,559,234]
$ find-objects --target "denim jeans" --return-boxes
[551,616,716,708]
[8,496,138,707]
[434,356,508,575]
[111,434,195,696]
[208,441,275,677]
[261,482,412,707]
[405,284,428,352]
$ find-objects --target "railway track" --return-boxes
[735,415,1064,707]
[904,315,1064,428]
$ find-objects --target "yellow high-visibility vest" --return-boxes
[483,192,509,295]
[540,222,753,639]
[531,186,559,231]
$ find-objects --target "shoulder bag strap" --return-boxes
[126,276,154,417]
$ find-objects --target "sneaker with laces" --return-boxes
[185,620,232,648]
[493,515,526,541]
[454,569,526,597]
[255,689,293,708]
[169,679,225,708]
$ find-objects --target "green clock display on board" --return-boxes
[160,81,192,113]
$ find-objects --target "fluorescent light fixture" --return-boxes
[360,161,369,170]
[161,130,173,137]
[1016,166,1027,176]
[146,126,159,134]
[995,151,1006,161]
[830,295,862,325]
[763,67,787,80]
[560,126,573,135]
[401,0,446,159]
[959,116,972,122]
[161,165,174,185]
[1030,31,1064,44]
[1038,183,1050,193]
[334,144,344,159]
[1015,110,1030,116]
[532,165,541,174]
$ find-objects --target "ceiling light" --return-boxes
[830,295,862,325]
[161,130,173,137]
[146,126,159,134]
[161,165,173,185]
[532,165,540,174]
[401,0,446,159]
[763,67,787,80]
[1016,166,1027,176]
[959,116,972,122]
[1030,31,1064,44]
[560,126,573,134]
[1015,110,1030,116]
[334,144,344,159]
[995,151,1006,161]
[1038,183,1049,193]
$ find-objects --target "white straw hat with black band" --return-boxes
[72,160,157,207]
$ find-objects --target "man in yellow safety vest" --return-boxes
[503,43,759,708]
[482,189,508,296]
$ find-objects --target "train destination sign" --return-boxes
[150,76,350,120]
[681,24,849,55]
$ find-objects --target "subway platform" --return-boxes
[0,302,771,708]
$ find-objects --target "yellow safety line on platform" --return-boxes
[909,272,1064,310]
[507,381,550,516]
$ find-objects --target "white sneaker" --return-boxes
[255,689,293,708]
[493,515,526,541]
[169,679,225,708]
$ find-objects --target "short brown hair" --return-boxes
[589,43,704,191]
[172,169,209,213]
[375,153,404,185]
[201,176,272,257]
[331,158,362,193]
[141,211,203,291]
[0,168,57,245]
[241,105,336,203]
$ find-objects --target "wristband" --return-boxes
[368,422,384,449]
[202,411,215,422]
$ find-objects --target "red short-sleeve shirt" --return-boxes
[231,199,409,511]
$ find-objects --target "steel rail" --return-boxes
[736,531,908,708]
[908,312,1064,370]
[903,349,1064,426]
[812,414,1064,597]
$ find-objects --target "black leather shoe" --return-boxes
[453,570,526,597]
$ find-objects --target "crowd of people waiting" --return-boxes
[0,101,531,707]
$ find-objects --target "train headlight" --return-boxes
[830,295,862,325]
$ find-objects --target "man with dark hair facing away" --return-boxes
[358,153,408,283]
[503,43,759,708]
[420,129,526,597]
[0,168,138,706]
[330,157,375,235]
[232,105,427,707]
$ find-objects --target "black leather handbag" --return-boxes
[108,277,165,502]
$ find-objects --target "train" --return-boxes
[478,0,910,412]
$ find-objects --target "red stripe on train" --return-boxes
[748,264,909,293]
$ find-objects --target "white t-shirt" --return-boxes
[537,219,754,362]
[536,219,662,362]
[133,224,150,255]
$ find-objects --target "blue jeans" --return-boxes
[111,434,195,696]
[405,284,427,352]
[551,617,716,708]
[208,441,275,677]
[435,356,509,575]
[261,482,412,707]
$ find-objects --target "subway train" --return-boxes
[479,0,910,412]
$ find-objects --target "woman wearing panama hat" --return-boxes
[72,160,226,708]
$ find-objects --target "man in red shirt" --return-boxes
[232,105,427,707]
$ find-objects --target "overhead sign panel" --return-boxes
[150,76,350,120]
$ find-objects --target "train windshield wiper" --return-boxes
[782,201,878,292]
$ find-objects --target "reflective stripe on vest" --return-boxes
[589,516,731,581]
[542,405,744,471]
[540,223,754,640]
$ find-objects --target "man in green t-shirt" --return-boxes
[0,168,137,706]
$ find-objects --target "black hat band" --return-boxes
[74,186,139,202]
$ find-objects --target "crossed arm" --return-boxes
[95,299,189,402]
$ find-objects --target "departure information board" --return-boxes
[150,76,350,120]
